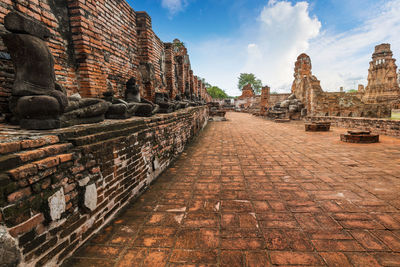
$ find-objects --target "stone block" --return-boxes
[84,183,97,212]
[0,226,21,267]
[48,188,65,221]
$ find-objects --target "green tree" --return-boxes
[207,86,229,99]
[238,73,263,94]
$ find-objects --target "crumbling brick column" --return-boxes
[164,42,178,99]
[193,76,199,97]
[189,70,194,96]
[260,86,270,115]
[136,11,155,100]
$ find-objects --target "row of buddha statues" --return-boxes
[2,11,206,130]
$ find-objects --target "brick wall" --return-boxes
[0,0,206,114]
[269,93,291,107]
[0,106,208,266]
[306,116,400,137]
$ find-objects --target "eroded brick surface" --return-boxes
[64,112,400,266]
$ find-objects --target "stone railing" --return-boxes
[0,106,208,267]
[306,116,400,137]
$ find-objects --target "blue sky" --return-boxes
[128,0,400,96]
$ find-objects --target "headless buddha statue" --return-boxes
[3,11,108,129]
[125,78,159,116]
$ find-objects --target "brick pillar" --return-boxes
[184,56,190,95]
[260,86,270,116]
[175,55,185,96]
[200,82,205,100]
[67,0,107,98]
[197,80,202,98]
[136,11,154,101]
[164,43,178,99]
[189,70,194,96]
[193,76,198,97]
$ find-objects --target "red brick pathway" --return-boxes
[64,112,400,266]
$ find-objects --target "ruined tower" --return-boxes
[260,86,270,116]
[291,53,323,115]
[239,84,255,99]
[363,44,400,103]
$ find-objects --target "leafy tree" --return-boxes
[237,73,263,94]
[207,86,229,99]
[346,89,357,93]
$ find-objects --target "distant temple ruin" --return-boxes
[247,43,400,118]
[363,43,400,104]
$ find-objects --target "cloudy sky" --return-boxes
[130,0,400,96]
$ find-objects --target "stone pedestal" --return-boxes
[340,131,379,143]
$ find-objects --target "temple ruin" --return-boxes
[0,3,211,125]
[243,44,400,119]
[0,1,400,266]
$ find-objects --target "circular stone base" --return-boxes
[340,131,379,143]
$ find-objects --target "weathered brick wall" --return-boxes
[0,0,208,114]
[0,0,140,106]
[67,0,139,98]
[269,93,291,106]
[306,116,400,137]
[310,91,392,118]
[312,92,364,117]
[0,106,208,266]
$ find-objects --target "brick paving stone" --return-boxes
[65,112,400,266]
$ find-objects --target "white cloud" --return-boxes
[190,0,400,96]
[309,0,400,91]
[268,0,278,6]
[243,1,321,92]
[161,0,188,16]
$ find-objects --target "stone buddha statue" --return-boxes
[102,90,138,119]
[174,94,189,109]
[2,12,68,129]
[3,11,108,129]
[125,78,159,116]
[60,92,109,127]
[183,83,197,107]
[154,92,176,113]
